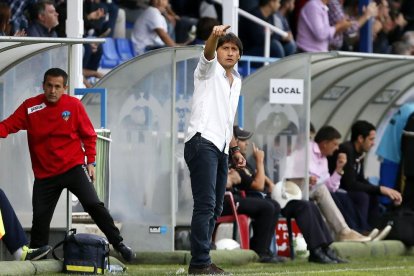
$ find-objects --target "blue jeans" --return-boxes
[184,134,228,266]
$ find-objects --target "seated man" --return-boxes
[309,126,371,241]
[328,121,402,233]
[0,188,51,261]
[228,125,345,264]
[224,167,285,263]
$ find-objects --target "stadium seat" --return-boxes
[100,37,121,68]
[115,38,135,62]
[212,191,250,249]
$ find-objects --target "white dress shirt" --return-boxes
[185,52,242,154]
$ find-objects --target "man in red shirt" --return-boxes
[0,68,133,262]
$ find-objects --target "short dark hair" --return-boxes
[217,32,243,56]
[281,0,294,6]
[30,0,55,21]
[43,68,68,86]
[314,126,341,143]
[196,17,220,41]
[351,120,376,142]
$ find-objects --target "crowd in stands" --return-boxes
[1,0,414,77]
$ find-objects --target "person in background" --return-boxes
[189,17,220,45]
[328,120,402,232]
[230,125,346,264]
[0,188,51,261]
[131,0,177,55]
[328,0,378,51]
[309,125,371,241]
[273,0,297,55]
[239,0,296,58]
[296,0,351,52]
[0,68,134,263]
[27,0,59,37]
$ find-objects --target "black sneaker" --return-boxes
[21,245,51,261]
[259,253,287,263]
[188,263,231,275]
[113,242,134,262]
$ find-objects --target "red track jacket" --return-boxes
[0,94,96,179]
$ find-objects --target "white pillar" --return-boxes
[66,0,84,94]
[222,0,239,35]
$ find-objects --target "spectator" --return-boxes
[239,0,295,58]
[328,0,378,50]
[0,2,26,36]
[328,120,402,228]
[376,103,414,205]
[0,68,134,263]
[4,0,32,34]
[310,126,372,240]
[27,0,59,37]
[0,188,51,261]
[224,168,286,263]
[296,0,351,52]
[0,2,12,36]
[189,16,220,45]
[274,0,297,55]
[231,126,346,264]
[401,30,414,54]
[131,0,177,55]
[391,40,411,54]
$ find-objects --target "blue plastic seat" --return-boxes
[100,37,121,68]
[115,38,135,62]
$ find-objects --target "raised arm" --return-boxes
[204,25,231,61]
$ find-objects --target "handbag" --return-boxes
[52,228,110,274]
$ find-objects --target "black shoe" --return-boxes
[22,245,51,261]
[188,263,231,275]
[324,247,348,263]
[259,253,287,263]
[113,242,134,263]
[308,247,337,264]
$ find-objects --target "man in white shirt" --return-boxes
[184,25,245,275]
[131,0,176,55]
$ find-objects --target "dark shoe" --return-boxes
[22,245,51,261]
[188,263,231,275]
[324,247,348,263]
[308,247,337,264]
[259,253,287,263]
[113,242,134,263]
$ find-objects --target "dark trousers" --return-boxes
[331,191,371,233]
[0,189,28,254]
[222,195,280,256]
[184,134,228,267]
[347,191,379,228]
[30,165,122,248]
[282,200,333,250]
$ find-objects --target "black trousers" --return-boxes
[30,165,122,248]
[0,188,28,253]
[331,191,371,233]
[222,195,280,256]
[282,200,333,250]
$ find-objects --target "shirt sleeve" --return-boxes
[324,171,342,192]
[76,100,97,164]
[194,52,217,80]
[0,101,28,138]
[303,3,336,41]
[338,144,381,194]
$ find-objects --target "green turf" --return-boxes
[121,255,414,276]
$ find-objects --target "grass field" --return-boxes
[123,255,414,276]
